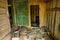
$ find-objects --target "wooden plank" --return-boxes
[0,0,11,40]
[54,11,60,40]
[0,2,6,8]
[50,11,53,32]
[50,1,53,9]
[2,34,11,40]
[57,0,60,7]
[47,4,49,10]
[14,0,29,26]
[52,0,56,8]
[0,19,9,26]
[0,0,6,3]
[0,8,6,13]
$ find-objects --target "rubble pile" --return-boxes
[19,27,49,40]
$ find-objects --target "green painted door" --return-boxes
[14,0,29,26]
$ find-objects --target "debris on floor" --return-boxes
[12,26,50,40]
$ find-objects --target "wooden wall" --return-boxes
[46,0,60,40]
[0,0,11,40]
[11,0,47,28]
[28,0,47,28]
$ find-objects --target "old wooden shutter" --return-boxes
[0,0,11,39]
[14,0,29,26]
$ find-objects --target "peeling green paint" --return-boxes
[14,0,29,26]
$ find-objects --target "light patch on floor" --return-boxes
[12,38,19,40]
[42,38,45,40]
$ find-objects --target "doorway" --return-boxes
[8,7,13,28]
[30,5,39,27]
[7,0,13,28]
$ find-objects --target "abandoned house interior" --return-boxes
[0,0,60,40]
